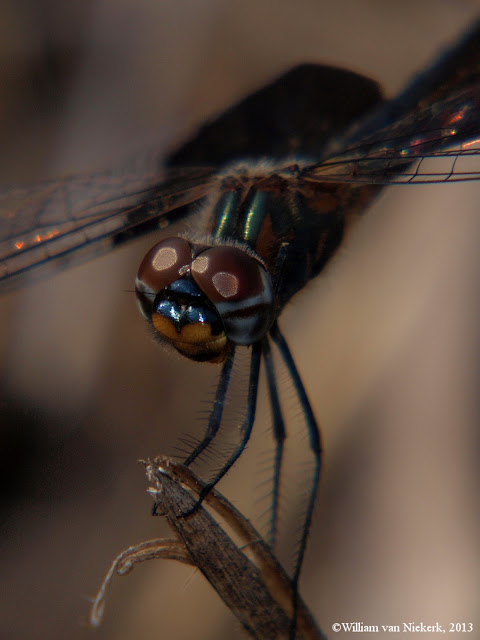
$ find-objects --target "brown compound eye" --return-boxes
[191,246,274,345]
[135,237,192,296]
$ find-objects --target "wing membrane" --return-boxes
[0,161,216,292]
[302,139,480,185]
[304,20,480,187]
[302,79,480,185]
[2,21,480,290]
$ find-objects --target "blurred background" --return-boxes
[0,1,479,639]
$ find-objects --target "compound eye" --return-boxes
[191,246,274,345]
[135,237,192,295]
[191,246,263,302]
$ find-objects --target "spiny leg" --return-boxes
[262,337,286,549]
[182,341,262,514]
[184,349,235,467]
[269,320,322,639]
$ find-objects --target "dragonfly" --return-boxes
[1,17,480,635]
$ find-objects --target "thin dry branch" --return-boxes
[89,456,326,640]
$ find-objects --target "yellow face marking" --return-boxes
[175,334,228,363]
[179,323,220,343]
[152,315,181,342]
[152,314,228,362]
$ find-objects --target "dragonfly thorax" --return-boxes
[135,237,275,363]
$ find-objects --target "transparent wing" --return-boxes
[303,15,480,187]
[0,156,217,292]
[302,72,480,186]
[302,137,480,185]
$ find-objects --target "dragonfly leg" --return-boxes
[269,320,323,639]
[183,349,235,467]
[181,341,262,515]
[262,337,286,549]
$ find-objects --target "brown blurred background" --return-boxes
[0,1,479,639]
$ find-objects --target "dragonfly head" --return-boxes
[135,237,275,363]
